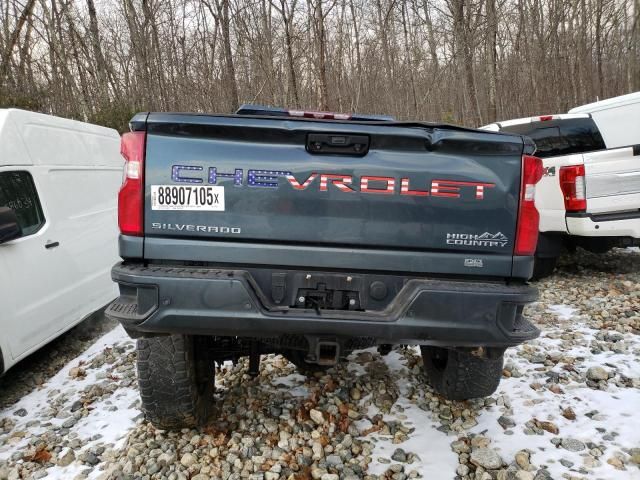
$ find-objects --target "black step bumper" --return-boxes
[107,262,539,347]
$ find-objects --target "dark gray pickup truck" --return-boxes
[107,105,542,429]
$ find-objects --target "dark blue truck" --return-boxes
[107,106,542,429]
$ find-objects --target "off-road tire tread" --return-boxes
[137,335,212,430]
[421,346,503,400]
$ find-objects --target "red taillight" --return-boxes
[515,155,544,256]
[118,131,146,236]
[539,115,553,121]
[287,109,352,120]
[559,164,586,212]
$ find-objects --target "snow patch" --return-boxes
[365,351,459,477]
[270,372,309,397]
[547,304,577,320]
[0,326,140,473]
[470,305,640,479]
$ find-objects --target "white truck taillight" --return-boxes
[514,155,544,256]
[559,164,587,212]
[118,131,146,236]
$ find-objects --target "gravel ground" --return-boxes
[0,311,118,410]
[0,248,639,480]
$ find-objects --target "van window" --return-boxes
[0,171,45,237]
[501,118,606,158]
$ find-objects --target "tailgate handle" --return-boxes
[306,133,369,156]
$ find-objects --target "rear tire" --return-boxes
[420,346,503,400]
[137,335,214,430]
[532,256,558,280]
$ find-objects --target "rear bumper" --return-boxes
[107,262,539,347]
[566,211,640,238]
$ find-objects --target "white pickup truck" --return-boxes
[481,92,640,278]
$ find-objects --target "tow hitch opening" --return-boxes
[316,341,340,366]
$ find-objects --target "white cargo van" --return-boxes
[481,92,640,278]
[0,109,122,374]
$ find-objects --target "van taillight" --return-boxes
[118,131,146,236]
[514,155,543,256]
[559,164,587,212]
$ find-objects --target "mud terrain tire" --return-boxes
[421,346,503,400]
[137,335,214,429]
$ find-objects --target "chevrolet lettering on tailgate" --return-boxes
[171,165,495,199]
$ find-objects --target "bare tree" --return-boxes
[0,0,636,130]
[486,0,498,122]
[0,0,36,84]
[272,0,300,106]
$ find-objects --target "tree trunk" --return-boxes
[349,0,363,111]
[634,0,640,90]
[275,0,300,107]
[220,0,239,111]
[86,0,110,100]
[486,0,498,122]
[422,0,440,73]
[0,0,36,85]
[450,0,482,125]
[309,0,330,110]
[401,1,418,117]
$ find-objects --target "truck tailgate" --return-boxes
[142,114,526,276]
[584,146,640,214]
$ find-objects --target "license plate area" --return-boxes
[291,274,363,311]
[150,185,225,211]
